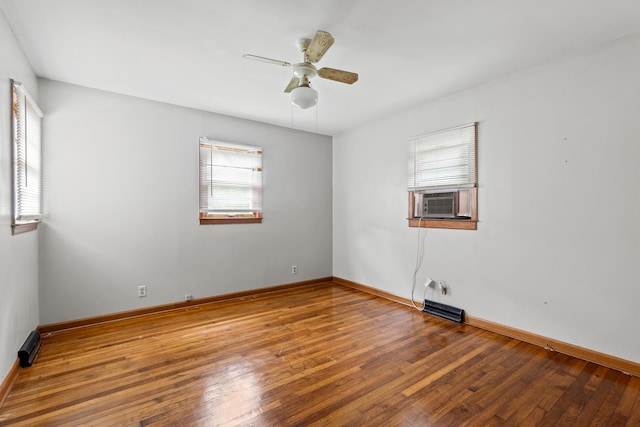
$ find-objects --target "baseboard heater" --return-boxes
[18,330,41,367]
[423,299,464,323]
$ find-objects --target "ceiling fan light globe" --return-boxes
[291,86,318,109]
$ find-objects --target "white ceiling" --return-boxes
[2,0,640,136]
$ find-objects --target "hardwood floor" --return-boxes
[1,283,639,426]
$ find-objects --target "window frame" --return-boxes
[11,79,43,235]
[198,137,263,225]
[407,122,478,230]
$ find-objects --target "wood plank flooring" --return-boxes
[1,283,639,426]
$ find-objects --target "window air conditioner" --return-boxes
[416,190,472,219]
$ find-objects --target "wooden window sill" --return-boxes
[12,221,39,235]
[200,217,262,225]
[408,218,477,230]
[200,218,262,225]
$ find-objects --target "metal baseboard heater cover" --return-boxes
[18,330,41,367]
[423,299,464,323]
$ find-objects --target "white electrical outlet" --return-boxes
[292,265,298,274]
[185,294,193,301]
[138,285,147,297]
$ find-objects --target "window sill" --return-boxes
[408,218,477,230]
[200,212,262,225]
[12,221,39,235]
[200,218,262,225]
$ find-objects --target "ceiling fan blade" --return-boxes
[305,30,334,63]
[284,77,300,93]
[318,67,359,85]
[243,54,291,67]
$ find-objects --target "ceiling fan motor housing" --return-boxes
[293,62,317,79]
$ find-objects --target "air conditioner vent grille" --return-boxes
[423,192,456,217]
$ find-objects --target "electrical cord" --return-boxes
[410,217,428,311]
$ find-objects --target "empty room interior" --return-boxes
[1,0,640,425]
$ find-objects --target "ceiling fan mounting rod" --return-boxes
[296,38,311,53]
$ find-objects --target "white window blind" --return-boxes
[199,137,263,215]
[407,122,477,192]
[12,80,43,223]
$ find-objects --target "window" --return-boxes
[407,122,477,230]
[199,137,263,224]
[11,80,43,235]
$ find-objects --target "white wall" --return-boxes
[38,80,332,324]
[0,10,40,384]
[333,34,640,363]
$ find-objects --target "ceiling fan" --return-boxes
[243,30,358,109]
